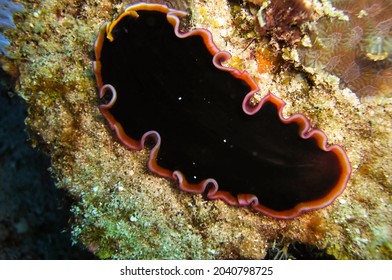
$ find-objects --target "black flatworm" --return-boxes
[93,3,351,219]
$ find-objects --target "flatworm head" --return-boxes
[93,3,351,219]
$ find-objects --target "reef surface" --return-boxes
[2,0,391,259]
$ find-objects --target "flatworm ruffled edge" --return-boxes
[93,3,352,219]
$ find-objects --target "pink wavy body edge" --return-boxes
[93,3,352,219]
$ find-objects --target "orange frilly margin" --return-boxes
[93,3,351,219]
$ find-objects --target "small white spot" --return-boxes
[223,139,227,143]
[339,198,347,205]
[207,249,217,255]
[130,216,137,222]
[178,97,182,101]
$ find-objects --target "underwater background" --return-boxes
[0,0,391,259]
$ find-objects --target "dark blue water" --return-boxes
[0,70,94,259]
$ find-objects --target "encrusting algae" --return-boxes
[1,0,391,259]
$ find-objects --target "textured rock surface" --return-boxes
[2,0,391,259]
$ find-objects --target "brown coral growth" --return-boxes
[254,0,316,47]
